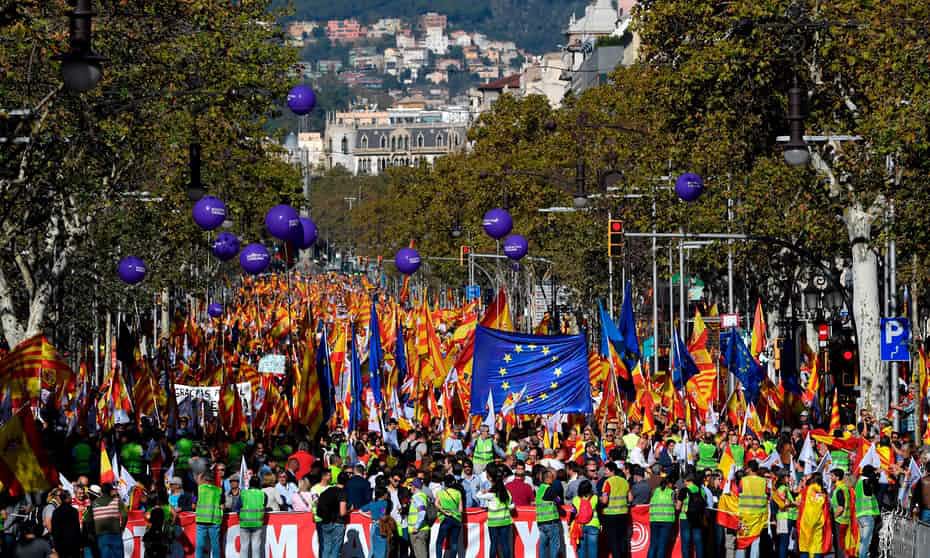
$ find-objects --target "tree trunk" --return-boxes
[845,203,884,412]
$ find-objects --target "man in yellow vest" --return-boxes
[599,462,630,558]
[407,478,432,558]
[536,468,563,558]
[736,461,768,558]
[855,465,880,558]
[239,476,268,558]
[829,468,850,557]
[469,425,501,474]
[646,475,679,558]
[435,474,464,558]
[194,471,224,558]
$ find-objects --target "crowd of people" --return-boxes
[2,406,929,558]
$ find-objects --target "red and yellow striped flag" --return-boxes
[829,388,841,433]
[688,310,715,373]
[0,408,57,495]
[0,335,73,401]
[294,330,325,438]
[750,299,766,360]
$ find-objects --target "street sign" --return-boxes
[880,317,910,362]
[720,313,739,329]
[465,284,481,301]
[817,323,829,348]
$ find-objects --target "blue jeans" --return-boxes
[735,537,759,558]
[646,522,674,558]
[538,521,562,558]
[97,532,123,558]
[195,524,221,558]
[369,523,388,558]
[578,525,599,558]
[435,518,461,558]
[680,519,704,558]
[776,533,789,558]
[319,523,346,558]
[920,509,930,523]
[488,525,513,558]
[857,516,875,558]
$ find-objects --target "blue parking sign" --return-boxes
[465,284,481,301]
[880,317,910,362]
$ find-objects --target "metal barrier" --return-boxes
[879,512,930,558]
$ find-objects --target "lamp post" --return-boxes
[783,85,811,167]
[55,0,105,92]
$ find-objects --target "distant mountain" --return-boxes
[279,0,590,53]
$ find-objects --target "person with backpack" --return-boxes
[361,487,394,558]
[569,480,599,558]
[434,475,463,558]
[239,476,268,558]
[599,462,630,558]
[316,472,349,558]
[678,471,706,558]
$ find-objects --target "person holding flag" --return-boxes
[797,473,833,558]
[736,460,768,558]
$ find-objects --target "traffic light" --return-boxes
[608,219,624,258]
[829,330,858,388]
[460,245,471,266]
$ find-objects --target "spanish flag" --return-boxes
[99,439,115,484]
[0,408,57,495]
[0,335,73,402]
[797,481,832,556]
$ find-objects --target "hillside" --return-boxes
[279,0,589,53]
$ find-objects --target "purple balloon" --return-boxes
[117,256,146,285]
[265,204,300,241]
[239,243,270,275]
[287,84,316,115]
[503,234,528,260]
[212,232,240,261]
[675,172,705,202]
[192,196,227,231]
[482,208,513,239]
[207,303,224,318]
[295,217,318,249]
[395,247,421,275]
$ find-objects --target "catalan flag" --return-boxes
[688,309,715,373]
[829,388,841,433]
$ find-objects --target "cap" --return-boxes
[89,485,102,497]
[170,477,183,486]
[411,478,423,489]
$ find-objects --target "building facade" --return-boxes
[324,107,469,175]
[326,19,364,42]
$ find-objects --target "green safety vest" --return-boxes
[227,442,246,468]
[775,486,797,521]
[330,466,342,482]
[437,488,462,523]
[730,444,745,469]
[239,489,265,529]
[175,438,193,471]
[121,442,144,476]
[195,484,223,525]
[855,479,879,517]
[572,495,600,529]
[831,483,850,525]
[72,442,92,475]
[603,476,629,516]
[831,450,849,473]
[310,484,327,522]
[486,494,513,527]
[763,440,776,455]
[407,492,431,533]
[474,438,493,464]
[649,487,675,523]
[696,443,718,471]
[535,484,558,523]
[681,483,699,514]
[739,476,768,516]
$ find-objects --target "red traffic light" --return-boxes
[462,246,471,254]
[610,221,622,232]
[842,350,854,361]
[817,324,829,341]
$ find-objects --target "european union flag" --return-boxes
[723,328,765,404]
[470,325,592,415]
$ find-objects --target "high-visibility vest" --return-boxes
[775,485,797,521]
[572,495,600,528]
[831,450,849,473]
[649,487,676,523]
[536,483,558,523]
[175,438,193,471]
[407,492,431,533]
[831,482,850,525]
[486,494,513,527]
[603,476,629,515]
[855,479,879,517]
[310,484,327,522]
[195,484,222,525]
[738,476,767,518]
[121,442,144,476]
[437,488,462,523]
[681,483,699,514]
[474,438,493,464]
[730,444,746,469]
[697,443,718,471]
[72,442,92,475]
[239,489,266,529]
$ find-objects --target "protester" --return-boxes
[239,476,268,558]
[50,491,81,558]
[316,472,349,558]
[194,471,223,558]
[478,467,514,558]
[434,475,463,558]
[84,483,125,558]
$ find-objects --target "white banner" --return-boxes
[174,382,253,417]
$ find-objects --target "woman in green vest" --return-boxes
[855,466,880,558]
[646,476,678,558]
[696,434,718,472]
[239,476,267,558]
[772,472,797,558]
[477,468,514,558]
[571,481,600,558]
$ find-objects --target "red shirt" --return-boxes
[506,478,534,506]
[288,450,315,480]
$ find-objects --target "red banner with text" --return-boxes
[122,505,681,558]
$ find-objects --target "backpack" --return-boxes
[423,494,439,525]
[685,487,707,526]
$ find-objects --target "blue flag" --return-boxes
[672,329,700,391]
[368,299,383,405]
[779,336,802,395]
[317,323,335,425]
[395,316,407,394]
[598,300,624,358]
[470,325,592,415]
[723,328,765,404]
[349,324,364,432]
[618,281,640,369]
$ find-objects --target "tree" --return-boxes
[0,0,301,350]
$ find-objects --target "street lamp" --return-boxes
[55,0,105,92]
[784,86,811,167]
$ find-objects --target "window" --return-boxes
[391,137,397,150]
[436,133,445,147]
[417,133,425,148]
[361,136,369,149]
[341,136,348,154]
[380,136,387,149]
